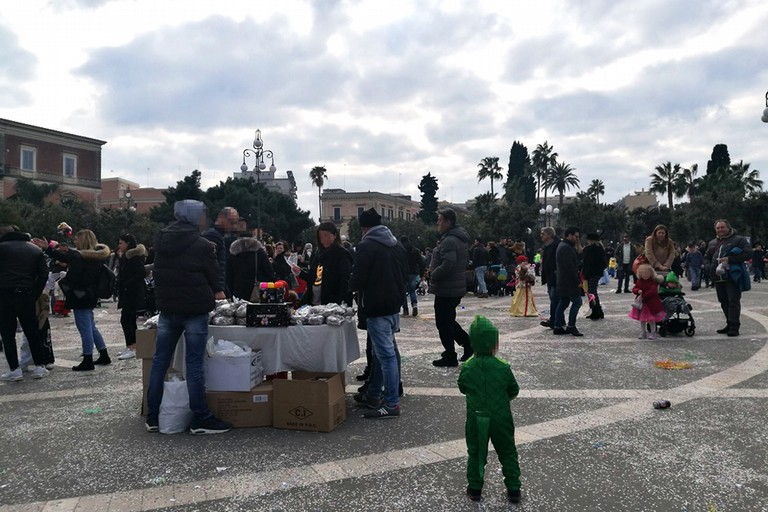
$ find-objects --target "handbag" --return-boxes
[632,254,648,275]
[632,294,644,310]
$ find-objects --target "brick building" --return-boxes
[100,177,167,214]
[0,118,106,203]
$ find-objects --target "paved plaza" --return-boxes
[2,281,768,511]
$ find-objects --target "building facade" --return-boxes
[320,188,421,236]
[100,177,167,214]
[617,189,658,211]
[233,168,298,200]
[0,118,106,203]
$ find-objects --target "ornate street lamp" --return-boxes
[123,188,136,212]
[240,129,277,239]
[762,90,768,123]
[539,204,560,226]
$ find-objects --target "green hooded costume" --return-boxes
[659,271,684,297]
[457,315,521,492]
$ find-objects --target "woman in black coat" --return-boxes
[35,229,112,371]
[271,240,296,289]
[582,233,606,320]
[227,237,276,301]
[116,234,147,360]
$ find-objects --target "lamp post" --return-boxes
[762,90,768,123]
[123,188,136,212]
[239,129,277,239]
[539,204,560,227]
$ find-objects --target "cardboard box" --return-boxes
[135,329,158,359]
[273,372,346,432]
[141,359,178,416]
[246,303,292,327]
[205,350,263,392]
[205,383,273,428]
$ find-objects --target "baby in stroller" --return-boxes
[657,271,695,337]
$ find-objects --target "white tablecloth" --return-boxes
[174,322,360,375]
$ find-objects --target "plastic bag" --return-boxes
[159,376,193,434]
[206,337,251,357]
[632,294,644,310]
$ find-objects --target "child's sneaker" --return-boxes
[507,489,521,503]
[0,368,23,381]
[466,487,482,502]
[647,333,658,341]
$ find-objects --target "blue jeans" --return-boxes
[73,309,106,355]
[366,314,400,407]
[689,266,701,290]
[146,312,211,421]
[554,295,583,329]
[402,274,420,310]
[546,282,563,325]
[474,266,488,294]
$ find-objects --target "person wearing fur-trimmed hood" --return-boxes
[227,237,275,301]
[34,229,112,371]
[116,234,148,360]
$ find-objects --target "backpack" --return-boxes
[96,264,117,299]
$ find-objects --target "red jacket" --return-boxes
[633,278,664,315]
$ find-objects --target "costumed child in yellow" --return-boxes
[458,315,522,503]
[509,255,538,317]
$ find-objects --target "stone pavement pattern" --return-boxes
[1,282,767,511]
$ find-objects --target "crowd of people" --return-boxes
[0,203,763,503]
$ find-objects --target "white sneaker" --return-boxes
[31,366,49,379]
[45,363,55,370]
[118,348,136,360]
[1,368,23,381]
[22,365,35,373]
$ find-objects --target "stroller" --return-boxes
[658,294,695,337]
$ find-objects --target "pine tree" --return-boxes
[418,172,439,224]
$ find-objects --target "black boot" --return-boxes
[355,366,370,381]
[73,355,95,372]
[589,305,604,320]
[93,348,112,366]
[585,308,596,319]
[716,322,730,334]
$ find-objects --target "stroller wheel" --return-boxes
[685,326,695,337]
[659,326,667,337]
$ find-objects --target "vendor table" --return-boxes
[173,322,360,375]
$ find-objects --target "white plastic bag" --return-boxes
[159,376,194,434]
[206,337,251,357]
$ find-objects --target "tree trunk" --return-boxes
[318,188,322,221]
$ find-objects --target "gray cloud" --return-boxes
[0,26,35,107]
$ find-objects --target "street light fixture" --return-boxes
[539,204,560,226]
[762,90,768,123]
[240,129,277,239]
[123,188,136,212]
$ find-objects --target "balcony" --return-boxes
[0,165,101,188]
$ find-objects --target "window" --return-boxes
[63,154,77,178]
[357,206,365,217]
[381,207,385,217]
[333,207,341,221]
[388,208,393,220]
[398,210,404,219]
[21,146,36,171]
[406,212,411,221]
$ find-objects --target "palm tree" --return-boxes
[650,162,683,210]
[477,156,503,197]
[676,163,699,200]
[731,160,763,196]
[548,162,580,209]
[309,166,328,221]
[531,142,558,205]
[587,179,605,204]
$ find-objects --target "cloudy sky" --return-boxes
[2,0,767,220]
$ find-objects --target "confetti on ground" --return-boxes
[84,407,103,415]
[654,359,693,370]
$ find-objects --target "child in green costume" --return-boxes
[457,315,521,503]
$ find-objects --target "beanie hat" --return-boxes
[469,315,499,356]
[664,271,679,284]
[174,200,207,226]
[359,208,382,228]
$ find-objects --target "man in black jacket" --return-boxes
[471,237,490,298]
[553,227,584,337]
[400,235,425,316]
[539,227,561,329]
[203,207,239,298]
[0,226,49,381]
[350,208,407,419]
[146,200,232,435]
